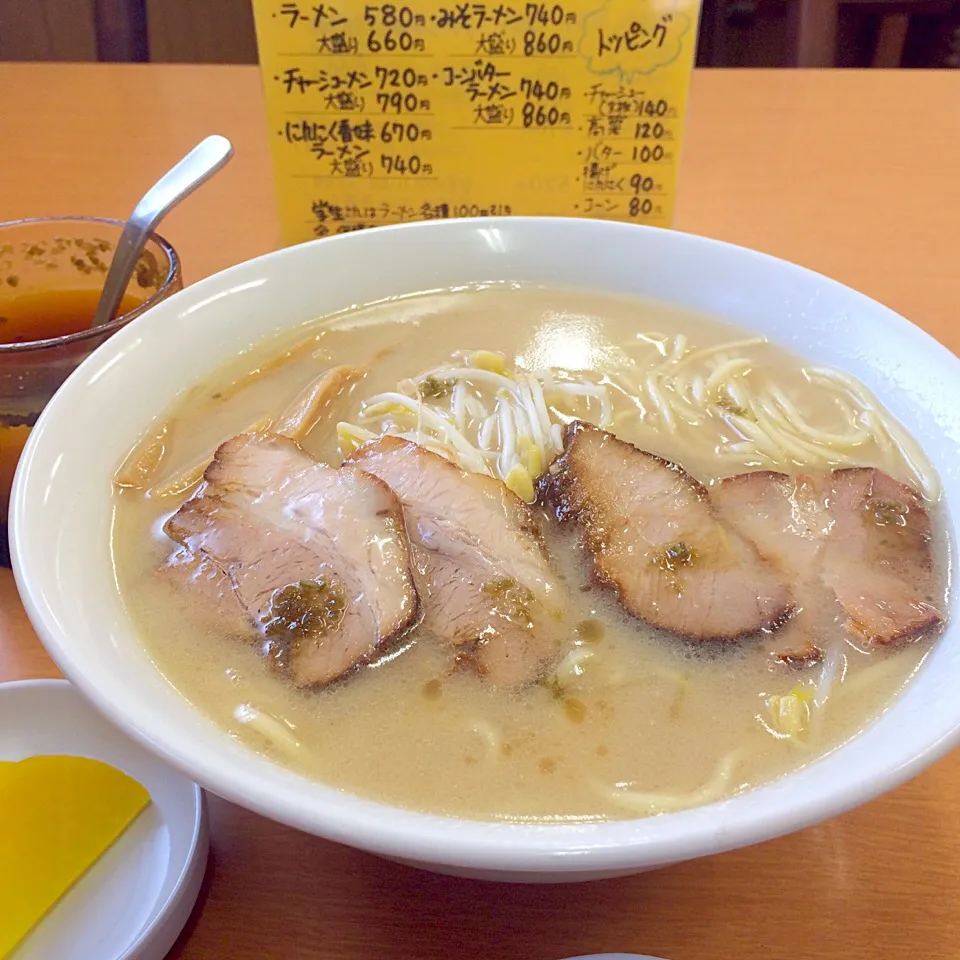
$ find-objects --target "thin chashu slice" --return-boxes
[537,421,792,641]
[346,435,564,688]
[157,549,254,644]
[712,467,942,655]
[711,470,840,665]
[826,467,941,643]
[164,431,420,687]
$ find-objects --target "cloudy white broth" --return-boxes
[112,286,948,822]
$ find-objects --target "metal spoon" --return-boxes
[91,134,234,328]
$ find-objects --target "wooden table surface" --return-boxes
[2,64,960,960]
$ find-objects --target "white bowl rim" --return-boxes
[10,215,960,875]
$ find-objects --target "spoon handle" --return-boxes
[92,135,234,328]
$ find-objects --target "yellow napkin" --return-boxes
[0,755,151,958]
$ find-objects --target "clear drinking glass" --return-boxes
[0,216,182,563]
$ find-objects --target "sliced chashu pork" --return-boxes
[164,431,420,687]
[826,467,941,642]
[346,435,563,688]
[712,467,942,653]
[711,470,840,664]
[538,421,792,641]
[158,548,254,644]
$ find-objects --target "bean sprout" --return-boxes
[551,648,596,686]
[469,720,501,764]
[335,336,939,505]
[234,703,301,757]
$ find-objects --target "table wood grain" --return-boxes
[2,64,960,960]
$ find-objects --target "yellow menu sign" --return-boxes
[251,0,702,245]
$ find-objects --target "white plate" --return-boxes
[0,679,208,960]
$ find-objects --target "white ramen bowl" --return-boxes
[10,217,960,883]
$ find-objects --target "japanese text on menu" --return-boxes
[251,0,702,244]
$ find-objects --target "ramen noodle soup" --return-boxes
[112,286,949,822]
